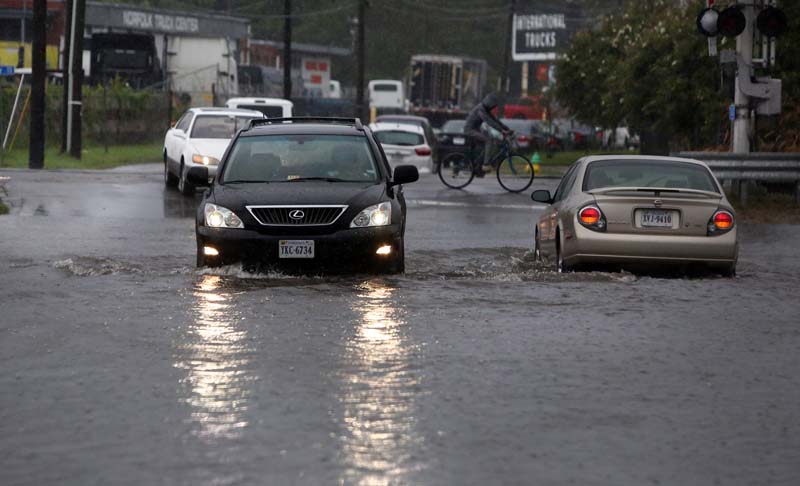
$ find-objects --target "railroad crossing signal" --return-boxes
[697,4,787,38]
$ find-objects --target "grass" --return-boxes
[0,201,8,215]
[0,143,162,170]
[524,149,641,166]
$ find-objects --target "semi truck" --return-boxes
[89,33,162,88]
[408,54,487,126]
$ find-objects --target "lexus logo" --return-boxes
[289,209,305,220]
[653,199,663,207]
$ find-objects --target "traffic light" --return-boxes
[718,5,747,37]
[756,6,788,38]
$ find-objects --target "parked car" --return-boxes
[225,97,293,118]
[499,118,547,152]
[435,119,468,161]
[531,156,738,276]
[163,107,265,195]
[186,118,419,273]
[370,122,434,174]
[500,96,543,120]
[374,114,438,164]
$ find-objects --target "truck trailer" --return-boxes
[408,54,487,126]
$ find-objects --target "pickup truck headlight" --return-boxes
[350,202,391,228]
[192,154,220,166]
[204,203,243,229]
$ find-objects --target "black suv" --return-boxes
[186,117,419,273]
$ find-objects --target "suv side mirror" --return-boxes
[391,165,419,186]
[187,166,211,186]
[531,189,552,204]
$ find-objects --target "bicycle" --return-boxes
[437,136,535,193]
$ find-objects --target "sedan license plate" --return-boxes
[279,240,314,258]
[641,209,674,228]
[453,137,466,145]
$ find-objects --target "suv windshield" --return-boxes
[191,115,260,139]
[374,130,423,146]
[223,134,380,183]
[583,160,719,192]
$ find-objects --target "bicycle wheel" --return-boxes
[496,152,534,193]
[439,152,475,189]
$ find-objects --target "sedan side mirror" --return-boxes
[391,165,419,186]
[531,189,552,204]
[187,166,211,186]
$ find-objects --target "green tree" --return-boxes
[556,0,727,152]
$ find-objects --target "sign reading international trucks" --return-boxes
[512,7,580,61]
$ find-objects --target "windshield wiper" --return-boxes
[288,177,353,182]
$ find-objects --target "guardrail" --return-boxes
[672,152,800,205]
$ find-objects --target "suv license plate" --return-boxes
[279,240,314,258]
[641,210,674,227]
[453,137,466,145]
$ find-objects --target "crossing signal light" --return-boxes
[757,6,788,37]
[697,8,719,37]
[717,6,746,37]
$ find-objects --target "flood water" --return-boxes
[2,167,799,485]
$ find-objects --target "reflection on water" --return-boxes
[174,275,254,440]
[338,281,425,485]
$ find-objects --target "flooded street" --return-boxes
[2,166,800,485]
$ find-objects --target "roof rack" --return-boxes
[247,117,364,130]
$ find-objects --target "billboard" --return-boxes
[512,9,579,61]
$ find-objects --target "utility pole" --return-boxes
[19,0,26,68]
[66,0,85,158]
[283,0,292,100]
[29,0,46,169]
[732,1,754,153]
[355,0,366,121]
[61,0,72,152]
[501,0,516,94]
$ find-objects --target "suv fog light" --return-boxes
[376,245,392,256]
[203,246,220,256]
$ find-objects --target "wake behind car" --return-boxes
[531,156,738,276]
[186,117,419,273]
[163,107,265,195]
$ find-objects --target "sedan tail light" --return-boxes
[578,205,606,232]
[517,135,529,142]
[708,210,734,235]
[415,146,431,156]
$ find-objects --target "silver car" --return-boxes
[531,156,738,276]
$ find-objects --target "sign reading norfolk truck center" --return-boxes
[512,12,576,61]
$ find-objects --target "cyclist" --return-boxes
[463,92,513,176]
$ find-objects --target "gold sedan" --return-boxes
[531,156,738,276]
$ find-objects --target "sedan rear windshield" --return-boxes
[191,115,260,139]
[374,130,423,146]
[223,134,380,183]
[583,160,719,192]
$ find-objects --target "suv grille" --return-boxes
[246,205,348,226]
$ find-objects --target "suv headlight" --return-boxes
[350,202,391,228]
[193,154,220,166]
[204,203,244,228]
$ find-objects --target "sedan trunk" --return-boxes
[590,188,724,237]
